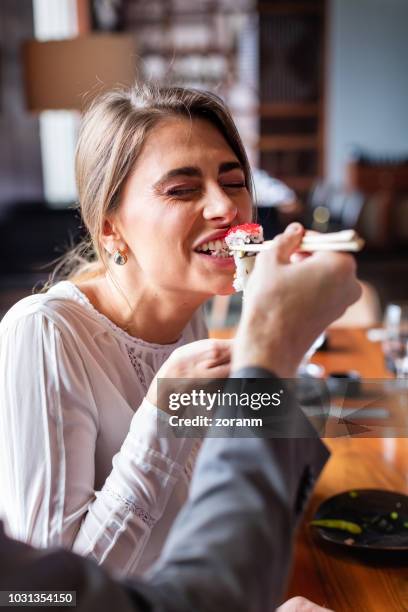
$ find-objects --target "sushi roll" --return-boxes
[225,223,264,292]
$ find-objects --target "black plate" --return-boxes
[311,489,408,551]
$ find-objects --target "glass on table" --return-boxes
[298,333,326,378]
[395,339,408,379]
[382,302,408,376]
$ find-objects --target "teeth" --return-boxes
[196,238,230,254]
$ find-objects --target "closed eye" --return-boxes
[222,182,246,189]
[166,187,201,197]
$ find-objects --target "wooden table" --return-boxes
[285,328,408,611]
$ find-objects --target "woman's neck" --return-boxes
[76,273,206,345]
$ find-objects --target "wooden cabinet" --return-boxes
[258,0,326,198]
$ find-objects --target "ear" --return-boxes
[100,217,126,255]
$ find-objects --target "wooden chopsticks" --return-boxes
[228,230,365,254]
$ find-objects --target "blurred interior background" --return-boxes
[0,0,407,328]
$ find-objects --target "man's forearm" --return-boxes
[145,369,329,612]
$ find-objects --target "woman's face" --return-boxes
[112,117,253,297]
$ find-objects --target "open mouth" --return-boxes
[194,239,231,258]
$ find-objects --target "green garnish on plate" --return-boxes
[311,519,362,534]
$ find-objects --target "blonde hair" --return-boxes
[54,82,254,284]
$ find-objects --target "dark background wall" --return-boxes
[0,0,43,210]
[327,0,408,183]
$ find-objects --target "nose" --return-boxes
[202,184,237,224]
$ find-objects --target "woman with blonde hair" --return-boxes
[0,83,254,577]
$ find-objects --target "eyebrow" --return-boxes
[219,161,243,174]
[153,161,244,190]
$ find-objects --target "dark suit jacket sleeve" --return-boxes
[0,521,151,611]
[143,367,330,612]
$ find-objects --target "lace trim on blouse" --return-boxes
[105,487,156,529]
[126,345,149,393]
[58,281,185,351]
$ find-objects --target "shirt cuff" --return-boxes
[127,398,196,475]
[102,398,196,520]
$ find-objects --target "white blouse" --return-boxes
[0,281,207,577]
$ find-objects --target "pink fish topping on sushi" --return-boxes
[225,223,264,249]
[226,223,262,237]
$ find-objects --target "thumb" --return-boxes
[275,223,304,263]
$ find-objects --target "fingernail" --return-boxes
[288,223,302,234]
